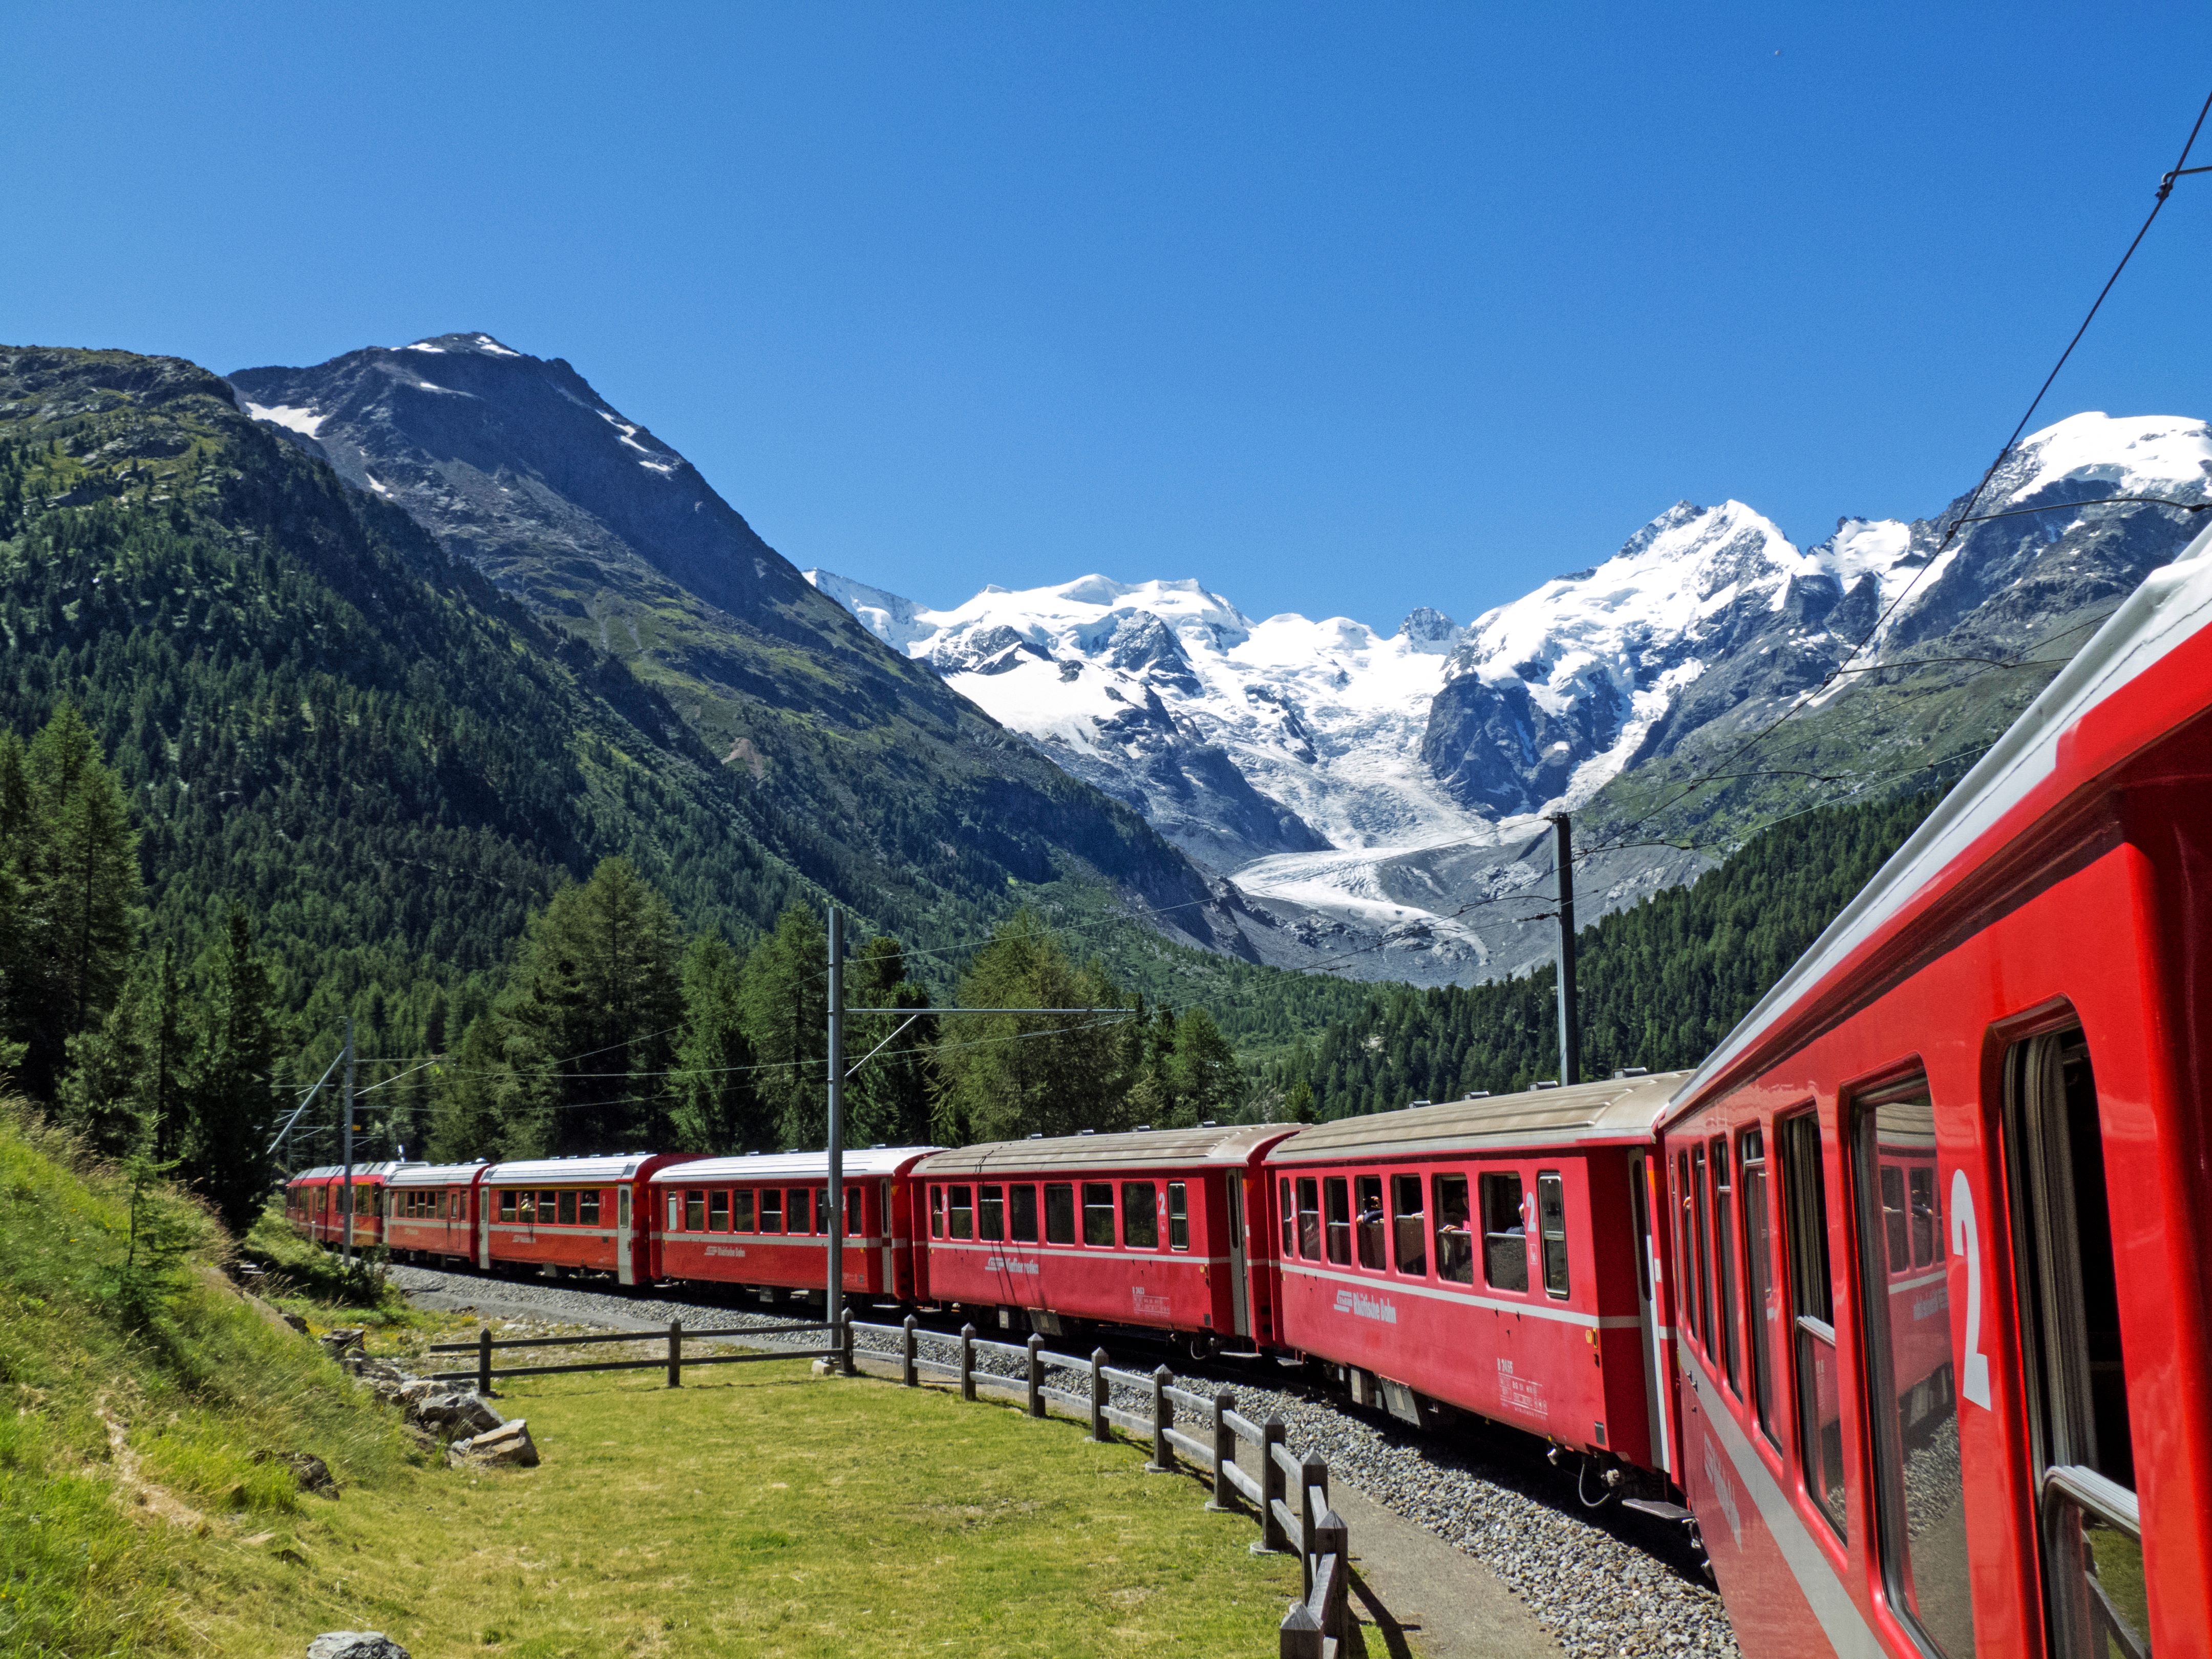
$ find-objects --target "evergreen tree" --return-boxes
[669,933,765,1154]
[846,934,934,1148]
[427,1014,513,1162]
[930,909,1133,1144]
[182,906,277,1232]
[499,857,687,1157]
[1165,1007,1240,1126]
[738,906,828,1151]
[56,972,152,1157]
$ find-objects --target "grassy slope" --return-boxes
[0,1114,1295,1657]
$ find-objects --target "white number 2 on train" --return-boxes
[1949,1169,1993,1410]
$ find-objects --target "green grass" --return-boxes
[185,1343,1301,1657]
[239,1207,417,1331]
[0,1110,1300,1656]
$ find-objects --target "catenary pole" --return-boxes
[340,1016,357,1265]
[825,907,846,1367]
[1551,814,1580,1087]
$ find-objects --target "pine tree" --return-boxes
[427,1014,513,1163]
[738,906,828,1151]
[845,934,934,1148]
[182,906,277,1232]
[669,933,765,1153]
[1166,1007,1240,1126]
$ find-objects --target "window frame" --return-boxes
[1710,1137,1740,1393]
[978,1184,1005,1243]
[1738,1125,1781,1450]
[1778,1108,1847,1543]
[1323,1176,1352,1266]
[1478,1170,1528,1293]
[1294,1177,1322,1262]
[946,1184,973,1241]
[1081,1182,1117,1247]
[1432,1172,1473,1286]
[1354,1174,1386,1272]
[1121,1182,1159,1250]
[1044,1182,1076,1245]
[1391,1172,1427,1278]
[761,1186,785,1235]
[1010,1183,1039,1243]
[1536,1170,1569,1299]
[1166,1181,1189,1251]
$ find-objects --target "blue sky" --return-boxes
[7,4,2211,628]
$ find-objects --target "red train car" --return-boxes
[648,1147,940,1301]
[382,1161,492,1266]
[911,1125,1294,1348]
[1660,529,2212,1658]
[1260,1074,1688,1474]
[480,1154,700,1287]
[283,1162,417,1248]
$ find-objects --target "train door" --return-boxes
[2003,1028,2148,1658]
[476,1189,492,1269]
[615,1182,636,1287]
[1629,1152,1675,1476]
[1227,1173,1251,1339]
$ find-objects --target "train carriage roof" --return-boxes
[386,1161,493,1187]
[1265,1072,1690,1164]
[916,1123,1293,1178]
[1671,521,2212,1118]
[647,1146,943,1185]
[480,1154,680,1186]
[286,1162,418,1183]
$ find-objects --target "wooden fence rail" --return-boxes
[847,1314,1354,1653]
[422,1318,838,1392]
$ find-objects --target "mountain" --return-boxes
[227,335,1228,953]
[810,412,2212,984]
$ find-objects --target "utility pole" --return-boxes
[1550,814,1580,1087]
[825,907,847,1368]
[340,1017,357,1265]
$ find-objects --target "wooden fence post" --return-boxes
[901,1314,918,1387]
[839,1309,856,1376]
[1147,1365,1174,1473]
[1298,1453,1328,1601]
[1257,1418,1288,1553]
[1311,1506,1349,1640]
[1090,1348,1110,1442]
[667,1318,683,1389]
[1278,1601,1323,1659]
[1026,1333,1045,1418]
[960,1323,976,1402]
[1207,1389,1237,1511]
[476,1326,492,1396]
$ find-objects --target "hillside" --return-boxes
[226,336,1228,957]
[1273,789,1938,1115]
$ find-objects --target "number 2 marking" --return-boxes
[1950,1169,1993,1409]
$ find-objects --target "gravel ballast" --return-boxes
[386,1264,1739,1658]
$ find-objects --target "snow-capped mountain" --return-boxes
[812,412,2212,983]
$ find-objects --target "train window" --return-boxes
[946,1185,972,1241]
[1690,1147,1715,1354]
[580,1190,600,1226]
[734,1188,755,1231]
[1280,1178,1295,1258]
[1853,1080,1974,1658]
[682,1190,704,1231]
[1710,1139,1740,1392]
[1323,1178,1352,1265]
[1045,1183,1076,1244]
[845,1185,863,1236]
[1166,1182,1189,1251]
[1480,1173,1527,1292]
[1123,1183,1158,1249]
[519,1192,538,1224]
[793,1188,817,1234]
[928,1186,943,1239]
[1779,1111,1847,1541]
[1082,1183,1117,1246]
[666,1194,680,1230]
[762,1187,785,1234]
[1391,1174,1427,1277]
[1011,1184,1039,1243]
[1739,1128,1780,1448]
[1675,1151,1699,1343]
[619,1188,630,1230]
[707,1190,727,1231]
[2006,1029,2146,1659]
[1295,1178,1322,1261]
[538,1189,557,1223]
[1433,1174,1473,1285]
[552,1190,571,1227]
[1354,1176,1386,1270]
[1880,1166,1911,1272]
[500,1189,515,1222]
[1537,1173,1569,1299]
[979,1185,1005,1242]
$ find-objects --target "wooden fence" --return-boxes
[853,1314,1353,1656]
[424,1319,838,1392]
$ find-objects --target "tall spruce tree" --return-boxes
[427,1014,514,1162]
[669,933,766,1154]
[499,857,686,1157]
[846,935,934,1148]
[182,907,276,1232]
[737,906,828,1152]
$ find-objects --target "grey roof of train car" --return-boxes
[915,1123,1293,1178]
[1265,1072,1691,1163]
[649,1146,942,1185]
[481,1154,680,1186]
[288,1161,418,1181]
[387,1161,493,1187]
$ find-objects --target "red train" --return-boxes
[281,1161,416,1249]
[284,530,2212,1657]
